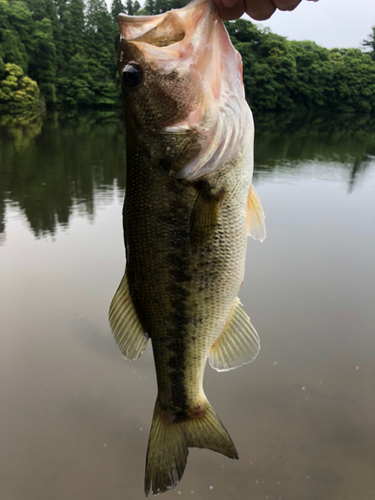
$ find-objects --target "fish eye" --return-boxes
[122,63,143,89]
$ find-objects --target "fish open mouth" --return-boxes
[118,0,253,181]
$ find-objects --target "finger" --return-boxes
[272,0,302,11]
[244,0,276,21]
[219,0,241,7]
[215,0,245,20]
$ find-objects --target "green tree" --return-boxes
[43,0,64,69]
[0,62,39,113]
[142,0,188,15]
[66,0,85,58]
[0,0,30,72]
[85,0,116,73]
[0,47,5,79]
[27,18,57,103]
[1,0,374,113]
[0,0,10,33]
[290,41,333,109]
[111,0,124,22]
[227,18,375,113]
[49,0,85,65]
[330,48,375,112]
[1,28,29,72]
[226,20,296,111]
[5,0,33,49]
[26,0,47,21]
[362,26,375,60]
[126,0,140,15]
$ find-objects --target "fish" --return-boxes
[109,0,266,495]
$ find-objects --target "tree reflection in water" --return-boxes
[0,111,374,244]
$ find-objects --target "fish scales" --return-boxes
[109,0,266,495]
[126,142,251,412]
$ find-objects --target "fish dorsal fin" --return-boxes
[209,297,260,372]
[109,271,149,361]
[247,185,266,242]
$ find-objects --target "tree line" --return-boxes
[0,0,374,114]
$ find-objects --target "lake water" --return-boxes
[1,112,374,500]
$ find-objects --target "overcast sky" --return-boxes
[249,0,374,49]
[111,0,375,50]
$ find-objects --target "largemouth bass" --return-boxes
[109,0,266,495]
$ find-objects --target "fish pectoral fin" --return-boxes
[209,297,260,372]
[108,271,149,361]
[190,182,225,249]
[247,185,266,242]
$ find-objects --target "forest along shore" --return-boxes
[0,0,375,114]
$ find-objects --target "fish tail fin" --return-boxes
[144,398,238,496]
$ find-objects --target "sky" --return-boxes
[249,0,375,49]
[111,0,375,50]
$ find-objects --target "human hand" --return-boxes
[215,0,318,21]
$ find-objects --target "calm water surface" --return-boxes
[1,112,374,500]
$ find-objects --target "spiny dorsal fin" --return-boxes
[109,271,149,361]
[209,297,260,372]
[190,183,225,249]
[247,185,266,242]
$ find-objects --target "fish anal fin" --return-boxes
[247,185,266,242]
[209,297,260,372]
[190,183,225,249]
[108,271,149,361]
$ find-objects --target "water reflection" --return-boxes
[0,111,126,242]
[1,112,375,244]
[1,111,374,500]
[0,112,44,149]
[252,112,375,192]
[347,156,374,193]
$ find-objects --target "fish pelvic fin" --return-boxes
[108,271,149,361]
[144,398,238,496]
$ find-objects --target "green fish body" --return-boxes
[109,0,266,494]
